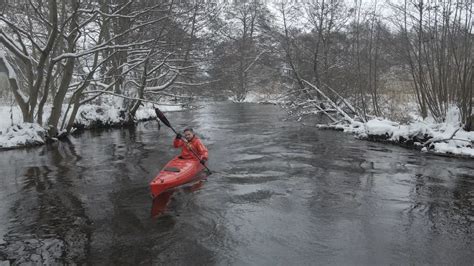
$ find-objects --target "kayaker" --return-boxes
[174,128,208,165]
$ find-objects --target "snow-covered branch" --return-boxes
[0,16,42,53]
[423,126,463,146]
[82,90,184,106]
[302,80,355,124]
[145,73,178,92]
[0,31,30,63]
[0,50,28,105]
[92,3,165,19]
[146,70,170,83]
[147,53,173,75]
[52,40,154,61]
[145,91,193,98]
[173,80,219,87]
[321,83,362,119]
[79,56,151,105]
[244,51,266,73]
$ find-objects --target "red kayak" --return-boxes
[150,156,205,198]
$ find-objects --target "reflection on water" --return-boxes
[151,180,206,218]
[0,140,90,264]
[0,102,473,265]
[151,190,174,218]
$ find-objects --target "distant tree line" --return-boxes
[207,0,471,128]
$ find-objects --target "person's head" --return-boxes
[183,128,195,141]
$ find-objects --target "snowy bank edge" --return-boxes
[0,104,188,150]
[316,119,474,159]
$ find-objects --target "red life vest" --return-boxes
[173,136,208,161]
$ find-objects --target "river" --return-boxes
[0,102,473,265]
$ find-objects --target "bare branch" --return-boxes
[82,90,183,106]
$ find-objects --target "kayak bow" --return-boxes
[150,156,205,198]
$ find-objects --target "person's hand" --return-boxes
[176,133,182,139]
[200,159,207,165]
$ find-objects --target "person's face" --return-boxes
[184,130,194,141]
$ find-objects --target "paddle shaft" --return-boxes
[154,108,211,172]
[172,126,212,173]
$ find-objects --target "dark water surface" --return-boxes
[1,102,473,265]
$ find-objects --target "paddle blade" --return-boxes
[154,107,172,128]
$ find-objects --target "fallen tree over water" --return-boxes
[282,80,474,159]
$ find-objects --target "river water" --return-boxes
[0,102,473,265]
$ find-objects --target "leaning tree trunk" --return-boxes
[48,56,75,136]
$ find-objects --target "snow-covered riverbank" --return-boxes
[229,93,473,159]
[318,107,474,158]
[0,103,184,150]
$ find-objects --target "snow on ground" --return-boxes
[0,123,47,149]
[0,105,22,131]
[319,106,474,158]
[0,106,46,149]
[72,103,181,128]
[0,102,184,149]
[135,103,182,120]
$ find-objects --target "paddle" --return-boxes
[154,106,212,173]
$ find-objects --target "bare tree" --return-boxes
[209,0,273,101]
[1,0,212,135]
[395,0,473,125]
